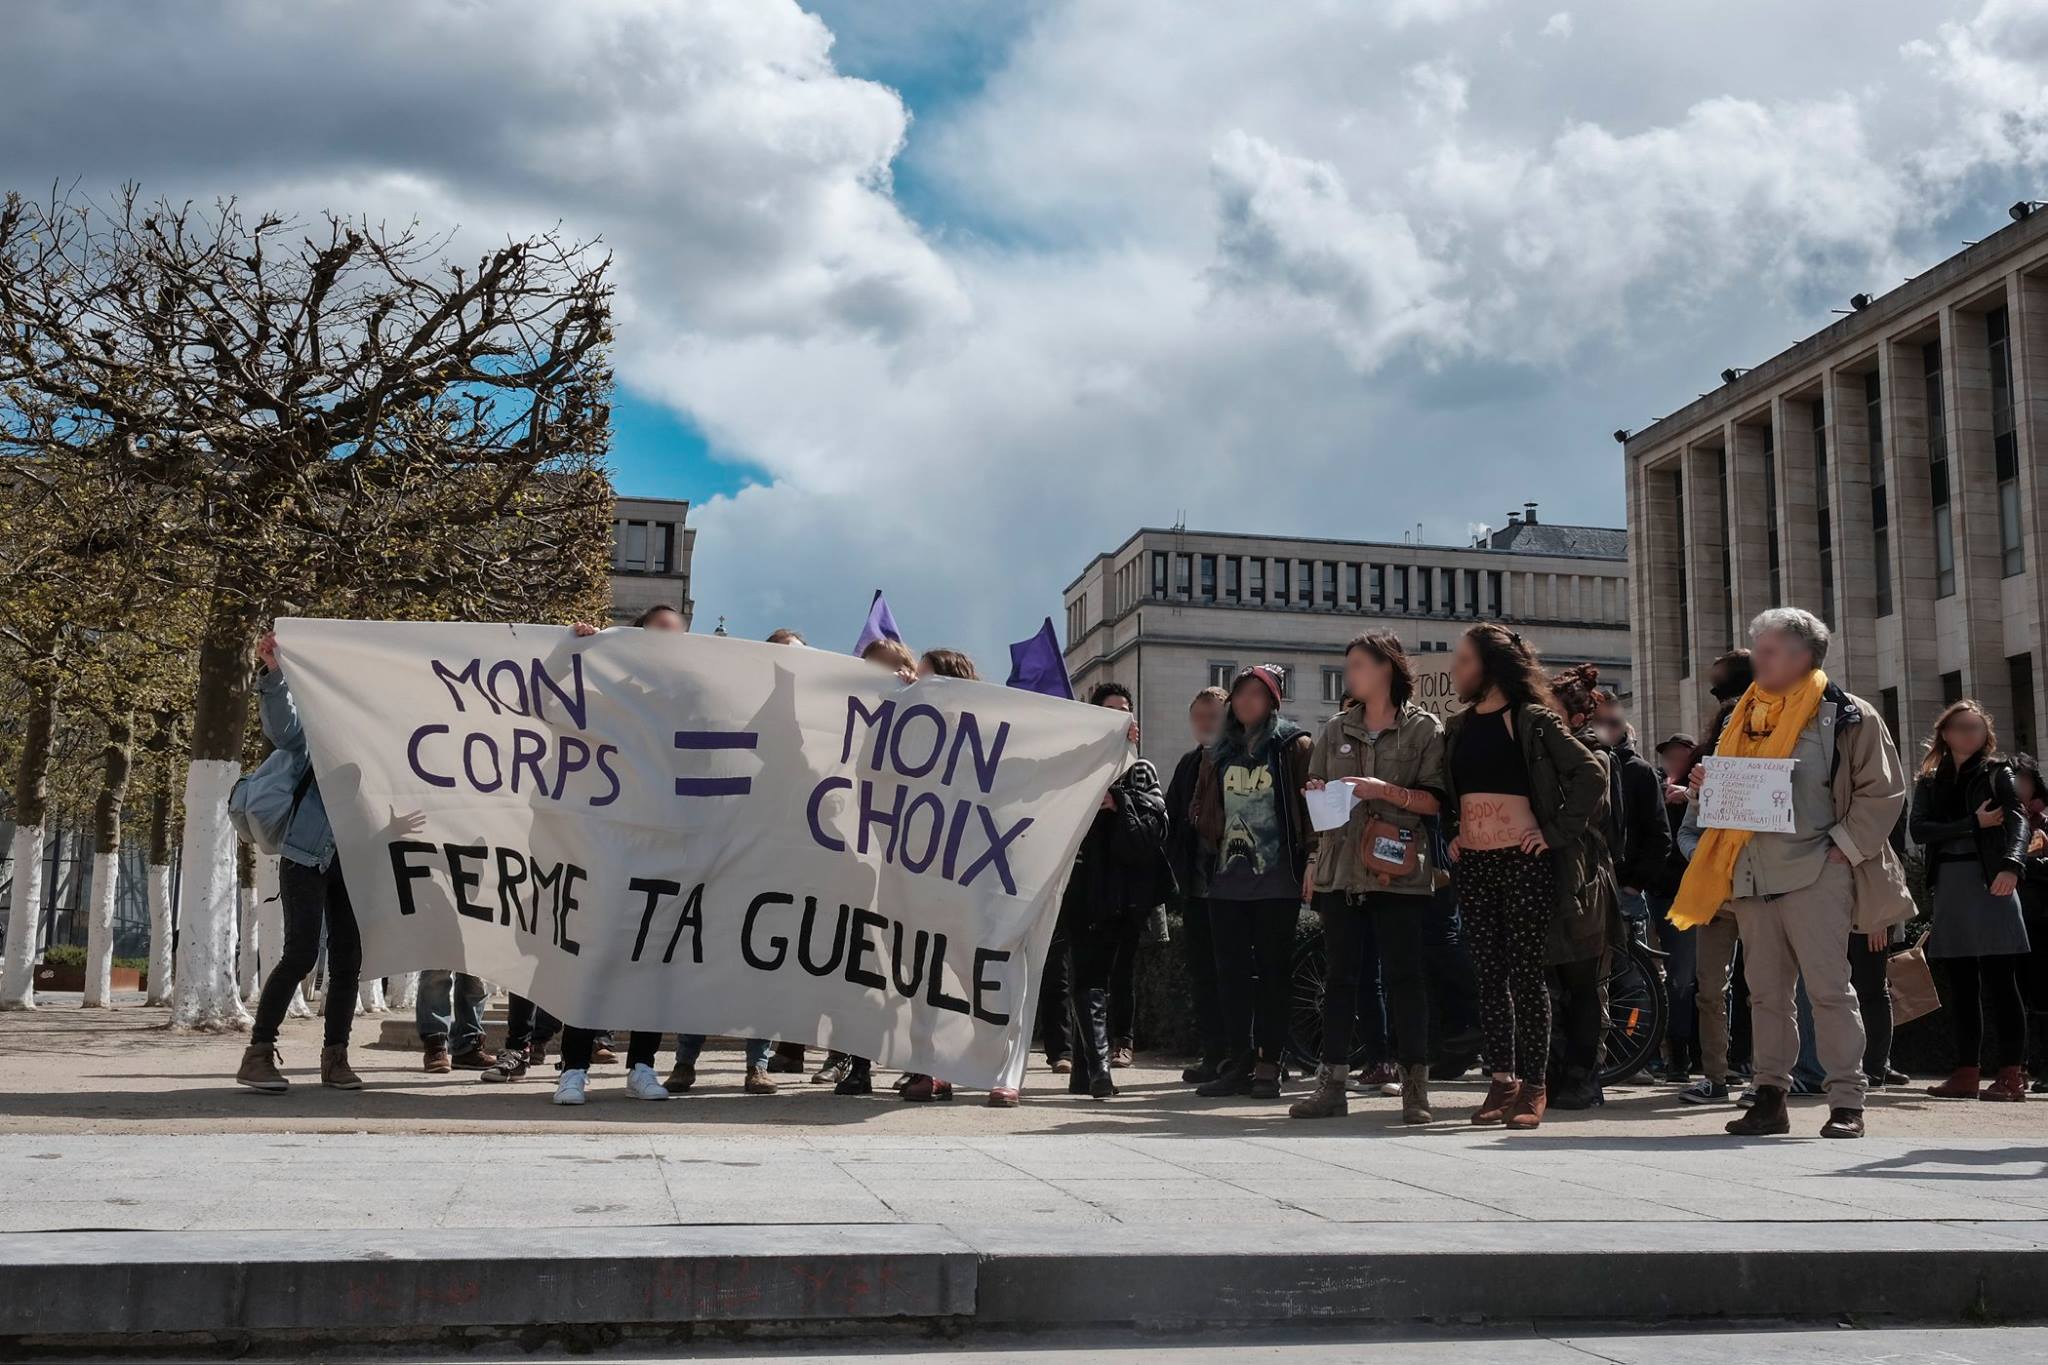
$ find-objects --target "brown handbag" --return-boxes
[1886,938,1942,1027]
[1359,813,1421,886]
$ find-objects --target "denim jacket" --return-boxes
[257,668,335,871]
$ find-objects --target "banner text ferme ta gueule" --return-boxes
[272,620,1131,1089]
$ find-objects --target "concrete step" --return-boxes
[5,1221,2044,1351]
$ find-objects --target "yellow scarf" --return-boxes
[1666,669,1828,930]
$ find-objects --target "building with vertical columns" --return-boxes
[1623,202,2048,761]
[608,494,698,628]
[1061,509,1631,763]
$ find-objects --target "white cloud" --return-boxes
[1542,12,1575,40]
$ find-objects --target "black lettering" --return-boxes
[389,840,436,915]
[444,843,491,921]
[629,877,682,963]
[845,908,887,989]
[797,896,849,977]
[665,882,705,965]
[924,933,972,1015]
[494,847,529,928]
[889,921,929,998]
[556,863,585,955]
[742,891,793,970]
[972,947,1011,1025]
[531,862,563,941]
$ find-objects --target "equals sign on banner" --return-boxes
[673,730,761,797]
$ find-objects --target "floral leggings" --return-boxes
[1458,846,1555,1082]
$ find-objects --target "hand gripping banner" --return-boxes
[272,619,1130,1089]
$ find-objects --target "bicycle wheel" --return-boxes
[1599,936,1667,1085]
[1286,930,1328,1074]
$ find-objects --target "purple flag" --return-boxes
[1006,617,1074,700]
[852,589,903,656]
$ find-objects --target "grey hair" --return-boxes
[1749,607,1830,666]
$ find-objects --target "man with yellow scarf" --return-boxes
[1669,608,1914,1139]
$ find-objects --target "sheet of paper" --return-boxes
[1697,756,1799,834]
[1305,782,1360,832]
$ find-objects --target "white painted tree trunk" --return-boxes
[253,854,307,1018]
[170,760,251,1031]
[358,978,387,1013]
[236,876,260,1004]
[82,851,119,1007]
[0,823,45,1010]
[387,971,418,1010]
[144,863,174,1006]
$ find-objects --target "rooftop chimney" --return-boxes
[1506,510,1521,526]
[1523,501,1539,525]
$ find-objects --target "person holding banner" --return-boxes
[1909,700,2031,1103]
[237,631,364,1094]
[1292,634,1446,1125]
[1193,665,1313,1101]
[1668,608,1913,1140]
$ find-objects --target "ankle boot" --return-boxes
[1070,987,1113,1095]
[1927,1066,1981,1099]
[1725,1084,1790,1135]
[1289,1063,1349,1119]
[1981,1066,2028,1102]
[321,1045,362,1090]
[1197,1051,1256,1098]
[1472,1076,1520,1126]
[1400,1063,1432,1124]
[1506,1082,1547,1130]
[236,1044,288,1093]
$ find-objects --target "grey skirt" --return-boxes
[1928,857,2032,959]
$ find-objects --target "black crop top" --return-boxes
[1452,706,1532,799]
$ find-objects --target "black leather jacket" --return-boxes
[1909,756,2026,885]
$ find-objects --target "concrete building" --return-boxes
[1061,510,1631,761]
[609,494,697,628]
[1623,202,2048,759]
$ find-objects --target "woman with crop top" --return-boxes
[1442,625,1607,1131]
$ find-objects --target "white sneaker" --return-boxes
[552,1068,590,1105]
[623,1062,671,1101]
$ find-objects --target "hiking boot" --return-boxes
[1472,1077,1520,1126]
[1196,1054,1255,1098]
[1725,1084,1791,1136]
[1506,1083,1548,1130]
[320,1045,362,1090]
[422,1039,452,1074]
[1110,1040,1135,1069]
[1981,1066,2028,1102]
[1288,1063,1350,1119]
[1249,1060,1283,1100]
[664,1061,697,1094]
[1927,1066,1981,1099]
[1820,1107,1865,1138]
[480,1048,530,1083]
[237,1045,289,1093]
[450,1046,492,1071]
[1400,1063,1432,1125]
[744,1066,779,1095]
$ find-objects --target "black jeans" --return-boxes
[1210,898,1298,1064]
[1065,916,1121,1087]
[1548,954,1605,1086]
[1110,928,1139,1046]
[1939,954,2027,1069]
[1848,933,1893,1078]
[1319,890,1433,1068]
[1040,911,1074,1061]
[253,858,360,1049]
[504,994,561,1054]
[560,1027,659,1071]
[1423,885,1481,1054]
[1179,896,1227,1063]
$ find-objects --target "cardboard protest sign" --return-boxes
[271,619,1131,1089]
[1697,756,1799,834]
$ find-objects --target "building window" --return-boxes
[1369,565,1385,610]
[1224,555,1240,600]
[1208,662,1236,689]
[1715,452,1733,647]
[1152,552,1167,599]
[1813,398,1833,627]
[1200,554,1217,602]
[1673,470,1691,679]
[1485,570,1503,617]
[1296,559,1313,605]
[1867,371,1891,618]
[1343,562,1361,608]
[1248,557,1264,602]
[1989,306,2024,577]
[1320,561,1337,606]
[1322,667,1344,704]
[613,519,648,571]
[1174,553,1192,597]
[1391,566,1408,612]
[1927,341,1956,598]
[1941,670,1964,707]
[1880,687,1901,745]
[1761,422,1781,602]
[1067,597,1085,646]
[1418,568,1434,615]
[2012,653,2037,757]
[1462,569,1479,617]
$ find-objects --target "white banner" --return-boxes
[271,619,1130,1088]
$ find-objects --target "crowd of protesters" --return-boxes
[236,603,2048,1134]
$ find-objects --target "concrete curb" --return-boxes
[4,1221,2045,1348]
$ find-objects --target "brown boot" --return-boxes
[1472,1076,1520,1126]
[1726,1084,1791,1135]
[1506,1082,1548,1130]
[1400,1064,1433,1125]
[450,1046,493,1071]
[1927,1066,1980,1098]
[1819,1107,1865,1138]
[1981,1066,2028,1102]
[422,1039,452,1074]
[236,1045,288,1093]
[321,1045,362,1090]
[744,1066,778,1095]
[1288,1063,1349,1119]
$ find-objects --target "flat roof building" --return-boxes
[1623,202,2048,759]
[609,494,697,628]
[1061,511,1631,762]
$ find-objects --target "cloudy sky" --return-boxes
[6,0,2048,663]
